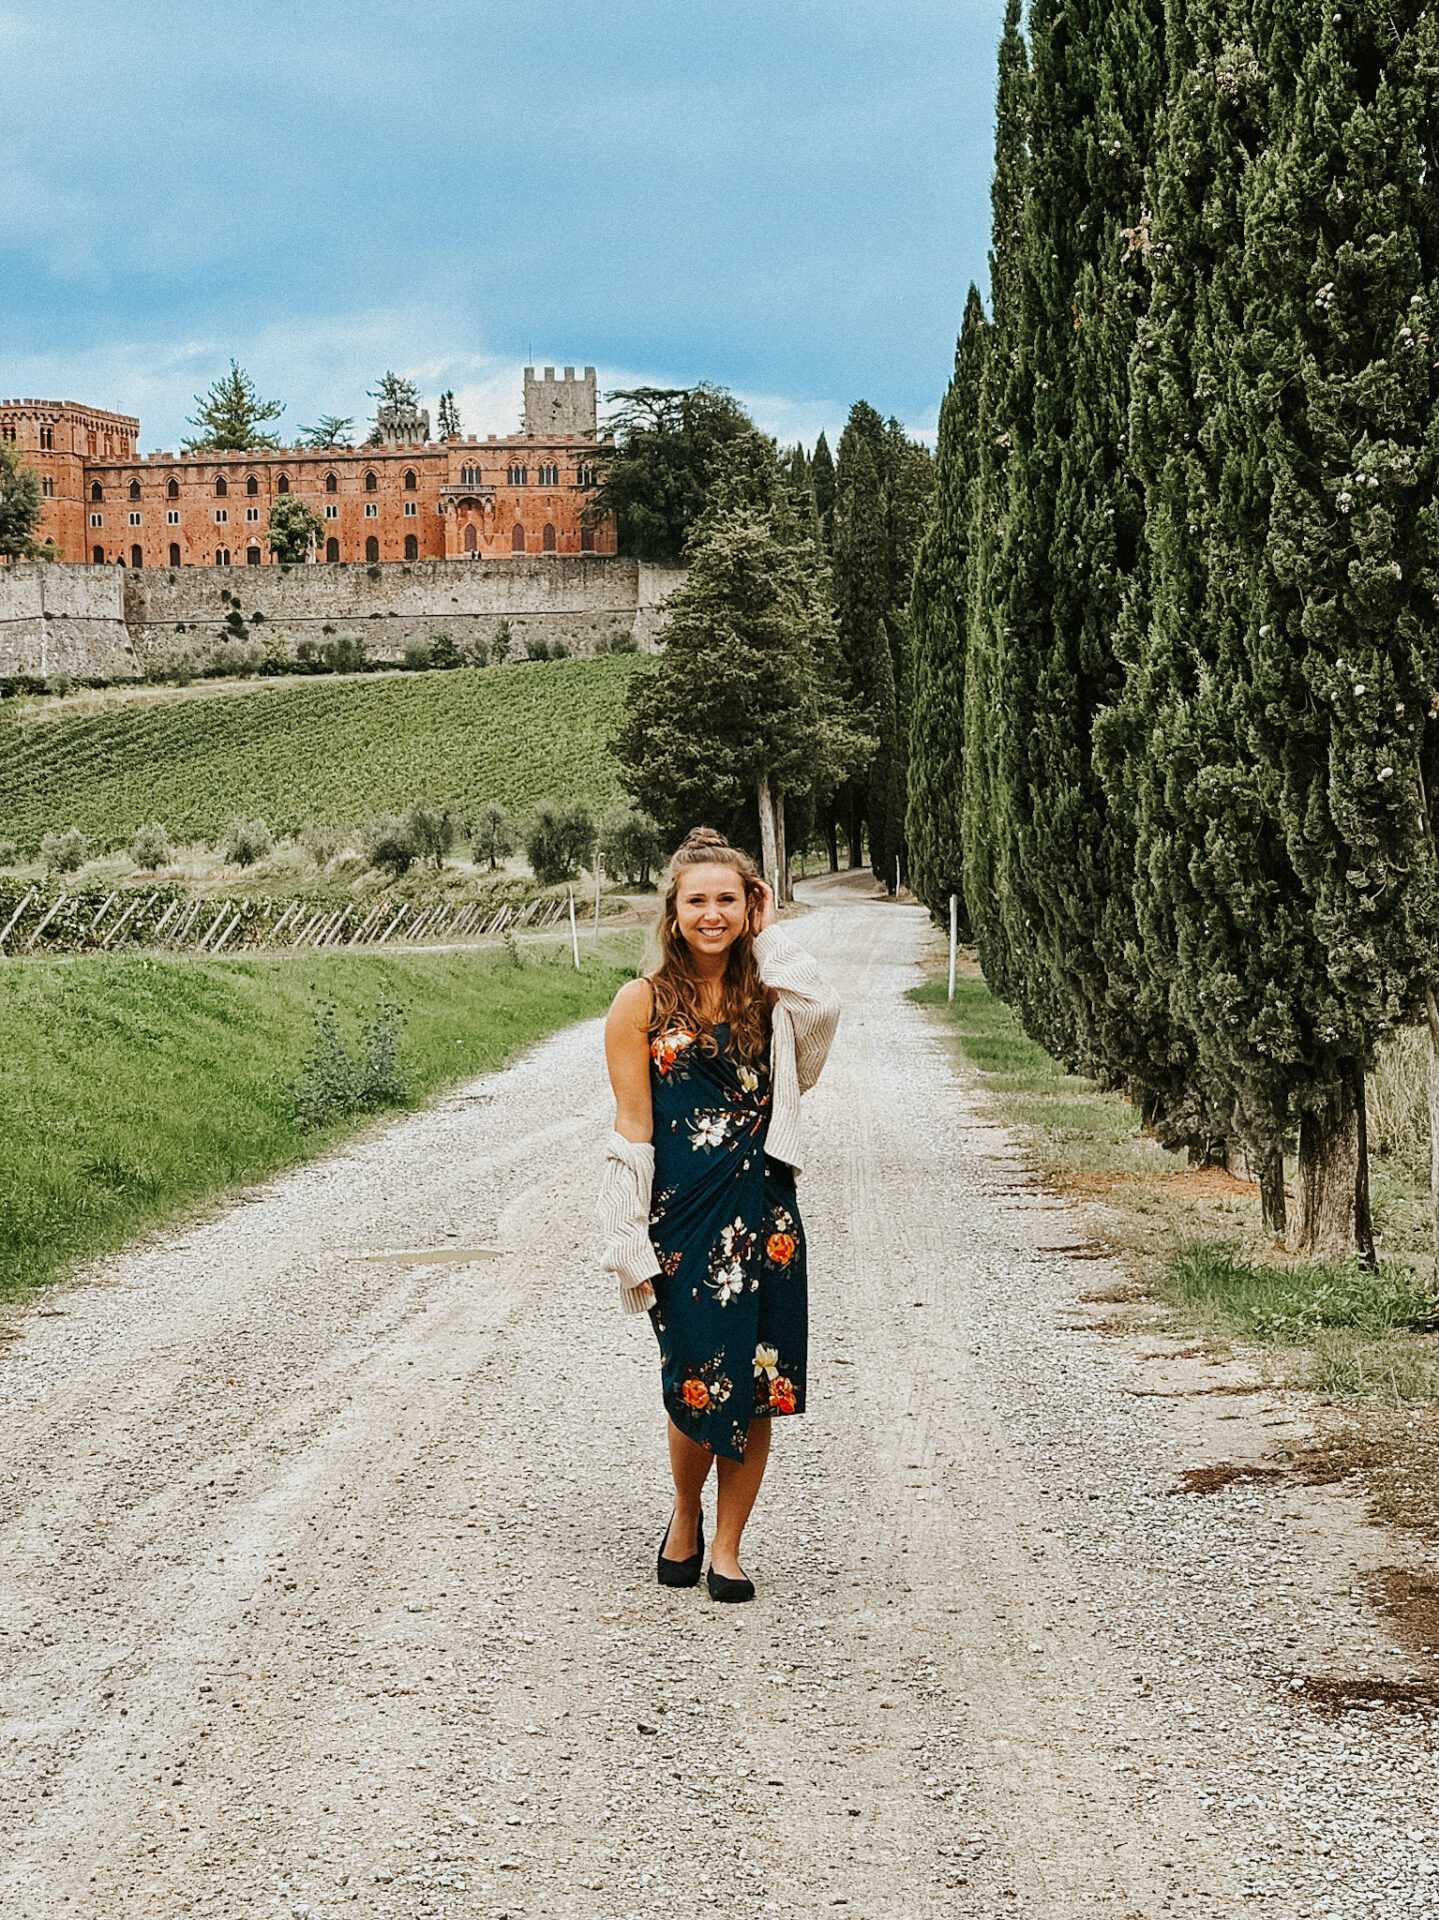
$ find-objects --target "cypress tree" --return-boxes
[832,430,898,878]
[811,432,837,550]
[908,286,988,925]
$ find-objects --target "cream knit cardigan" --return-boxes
[597,923,841,1315]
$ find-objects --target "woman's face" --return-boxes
[673,861,751,961]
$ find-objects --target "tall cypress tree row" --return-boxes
[833,426,898,876]
[908,286,988,924]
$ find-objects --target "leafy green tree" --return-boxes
[363,813,417,877]
[129,823,173,870]
[907,286,987,925]
[403,802,455,871]
[471,801,515,870]
[599,806,664,887]
[582,385,758,560]
[0,438,46,560]
[524,799,594,886]
[298,415,354,448]
[833,427,898,880]
[437,391,462,440]
[366,373,422,446]
[183,362,285,451]
[810,432,836,550]
[40,827,88,874]
[267,496,325,563]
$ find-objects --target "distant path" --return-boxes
[1,870,1427,1917]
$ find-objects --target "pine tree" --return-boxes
[811,433,836,550]
[437,390,462,440]
[908,287,988,924]
[183,362,285,452]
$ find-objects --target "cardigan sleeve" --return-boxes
[597,1131,662,1315]
[752,923,840,1094]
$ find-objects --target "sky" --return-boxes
[0,1,1004,454]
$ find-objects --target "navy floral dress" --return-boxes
[648,1019,807,1462]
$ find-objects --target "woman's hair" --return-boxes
[648,826,769,1063]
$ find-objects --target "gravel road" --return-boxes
[4,869,1438,1920]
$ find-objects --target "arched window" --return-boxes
[542,523,556,553]
[403,468,417,491]
[404,533,419,560]
[128,479,141,502]
[130,544,143,568]
[169,542,181,568]
[92,544,105,564]
[215,548,230,566]
[326,536,340,563]
[215,475,228,497]
[90,481,103,502]
[325,472,338,493]
[463,524,477,554]
[580,526,595,553]
[365,535,380,563]
[511,525,525,552]
[364,470,378,493]
[277,473,290,494]
[167,477,179,500]
[246,474,258,496]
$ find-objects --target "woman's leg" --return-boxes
[664,1419,713,1559]
[711,1417,772,1580]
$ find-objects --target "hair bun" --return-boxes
[680,826,729,852]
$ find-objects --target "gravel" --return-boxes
[1,869,1435,1918]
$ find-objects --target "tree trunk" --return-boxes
[756,769,779,898]
[1186,1137,1230,1171]
[1427,988,1439,1278]
[847,794,864,869]
[775,788,791,905]
[1258,1145,1287,1238]
[1291,1068,1372,1259]
[825,818,839,873]
[1352,1057,1376,1269]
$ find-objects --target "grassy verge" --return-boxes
[1,936,639,1304]
[911,972,1439,1403]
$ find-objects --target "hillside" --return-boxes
[0,655,649,851]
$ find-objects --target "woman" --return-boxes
[599,826,839,1602]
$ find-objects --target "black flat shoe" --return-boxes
[706,1566,755,1603]
[657,1511,704,1588]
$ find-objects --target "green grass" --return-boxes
[1154,1240,1439,1342]
[0,654,650,853]
[0,937,639,1303]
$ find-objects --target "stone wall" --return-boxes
[0,556,685,681]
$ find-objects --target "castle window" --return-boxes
[245,507,260,523]
[403,500,417,517]
[129,479,141,502]
[130,544,143,569]
[215,475,227,497]
[364,471,378,493]
[277,473,290,494]
[91,481,103,502]
[246,546,262,565]
[326,536,340,562]
[511,525,525,552]
[460,465,480,487]
[41,427,54,450]
[364,502,378,519]
[325,503,339,520]
[0,424,14,441]
[93,545,105,564]
[167,477,179,499]
[576,465,597,488]
[542,522,556,552]
[463,525,477,553]
[538,464,558,487]
[404,533,418,560]
[365,535,379,562]
[403,469,417,491]
[128,511,141,527]
[215,508,229,524]
[325,472,338,493]
[42,477,54,498]
[90,512,103,527]
[507,465,528,486]
[580,525,595,552]
[167,510,180,525]
[246,474,259,496]
[169,542,181,567]
[215,549,230,565]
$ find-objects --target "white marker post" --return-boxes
[948,892,958,1002]
[593,850,602,941]
[896,855,901,898]
[568,887,580,969]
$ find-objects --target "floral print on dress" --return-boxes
[765,1205,798,1267]
[651,1028,696,1077]
[705,1217,757,1306]
[753,1343,798,1413]
[689,1110,733,1152]
[679,1357,732,1415]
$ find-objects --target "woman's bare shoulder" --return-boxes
[609,975,654,1022]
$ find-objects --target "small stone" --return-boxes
[638,1722,657,1735]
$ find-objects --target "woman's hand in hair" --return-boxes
[751,879,779,934]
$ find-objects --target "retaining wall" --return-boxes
[0,565,138,680]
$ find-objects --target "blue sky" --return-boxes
[0,1,1003,452]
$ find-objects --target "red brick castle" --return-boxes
[0,366,614,568]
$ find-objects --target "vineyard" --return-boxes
[0,655,649,853]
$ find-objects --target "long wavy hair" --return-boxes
[648,827,770,1064]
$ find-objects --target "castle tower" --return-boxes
[523,365,597,438]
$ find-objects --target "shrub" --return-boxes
[46,671,74,697]
[493,617,514,660]
[524,635,569,662]
[290,996,408,1128]
[223,818,274,866]
[259,628,296,675]
[300,822,352,867]
[524,798,594,886]
[402,641,433,672]
[40,826,88,874]
[403,801,455,870]
[595,625,638,655]
[598,806,663,887]
[323,633,368,674]
[464,634,492,669]
[144,643,196,686]
[206,639,264,679]
[363,813,417,877]
[428,633,463,671]
[471,801,515,871]
[129,822,173,870]
[0,839,16,866]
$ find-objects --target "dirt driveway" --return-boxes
[3,869,1436,1919]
